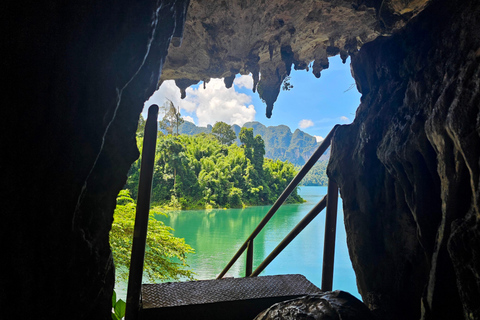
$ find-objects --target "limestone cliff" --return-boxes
[160,0,429,118]
[328,0,480,318]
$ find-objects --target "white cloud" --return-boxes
[144,80,197,119]
[340,116,350,122]
[234,74,254,90]
[183,115,195,124]
[314,135,324,142]
[299,119,314,129]
[185,78,256,126]
[144,79,256,127]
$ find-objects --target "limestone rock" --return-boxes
[254,291,374,320]
[327,0,480,318]
[4,0,479,319]
[160,0,428,118]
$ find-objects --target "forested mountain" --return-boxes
[177,121,212,135]
[178,121,328,166]
[125,132,303,209]
[244,121,321,166]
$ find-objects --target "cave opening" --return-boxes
[143,56,360,143]
[6,0,480,318]
[111,54,363,301]
[110,0,368,304]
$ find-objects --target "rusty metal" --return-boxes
[321,179,339,291]
[217,125,339,279]
[125,105,159,320]
[250,195,327,277]
[246,240,253,277]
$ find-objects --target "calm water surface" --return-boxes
[155,186,360,298]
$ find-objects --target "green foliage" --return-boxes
[253,135,265,174]
[126,133,303,209]
[136,114,146,137]
[239,127,265,181]
[111,290,126,320]
[264,158,303,203]
[298,160,329,186]
[175,121,324,167]
[211,121,237,145]
[110,190,195,282]
[239,127,254,146]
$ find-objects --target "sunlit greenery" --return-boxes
[298,160,329,186]
[125,131,303,209]
[211,121,237,145]
[110,114,324,287]
[110,190,195,282]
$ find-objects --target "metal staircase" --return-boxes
[140,274,321,320]
[125,105,341,320]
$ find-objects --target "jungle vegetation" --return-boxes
[110,190,195,282]
[125,123,303,209]
[111,113,326,284]
[176,120,327,167]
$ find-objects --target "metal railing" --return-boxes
[125,109,341,320]
[217,125,340,292]
[126,105,159,320]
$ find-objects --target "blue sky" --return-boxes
[144,56,361,140]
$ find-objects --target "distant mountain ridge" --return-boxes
[178,121,328,166]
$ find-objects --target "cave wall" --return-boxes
[1,1,189,318]
[3,0,479,319]
[328,0,480,318]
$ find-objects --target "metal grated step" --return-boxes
[140,274,322,320]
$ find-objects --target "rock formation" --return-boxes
[328,0,480,318]
[2,0,479,319]
[255,291,374,320]
[160,0,428,118]
[2,1,189,319]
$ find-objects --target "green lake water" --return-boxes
[116,186,360,300]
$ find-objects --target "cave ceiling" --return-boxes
[159,0,429,118]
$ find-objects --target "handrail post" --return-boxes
[125,105,159,320]
[321,178,339,292]
[250,196,327,277]
[217,125,339,279]
[246,240,253,277]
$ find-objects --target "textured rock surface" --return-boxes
[3,0,479,319]
[255,291,374,320]
[327,0,480,319]
[2,1,189,318]
[160,0,429,118]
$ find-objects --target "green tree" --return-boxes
[264,159,302,203]
[239,127,254,161]
[152,136,201,207]
[212,121,237,145]
[159,99,184,136]
[299,160,328,186]
[253,135,265,174]
[125,133,303,209]
[239,127,265,175]
[136,114,146,137]
[110,190,195,281]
